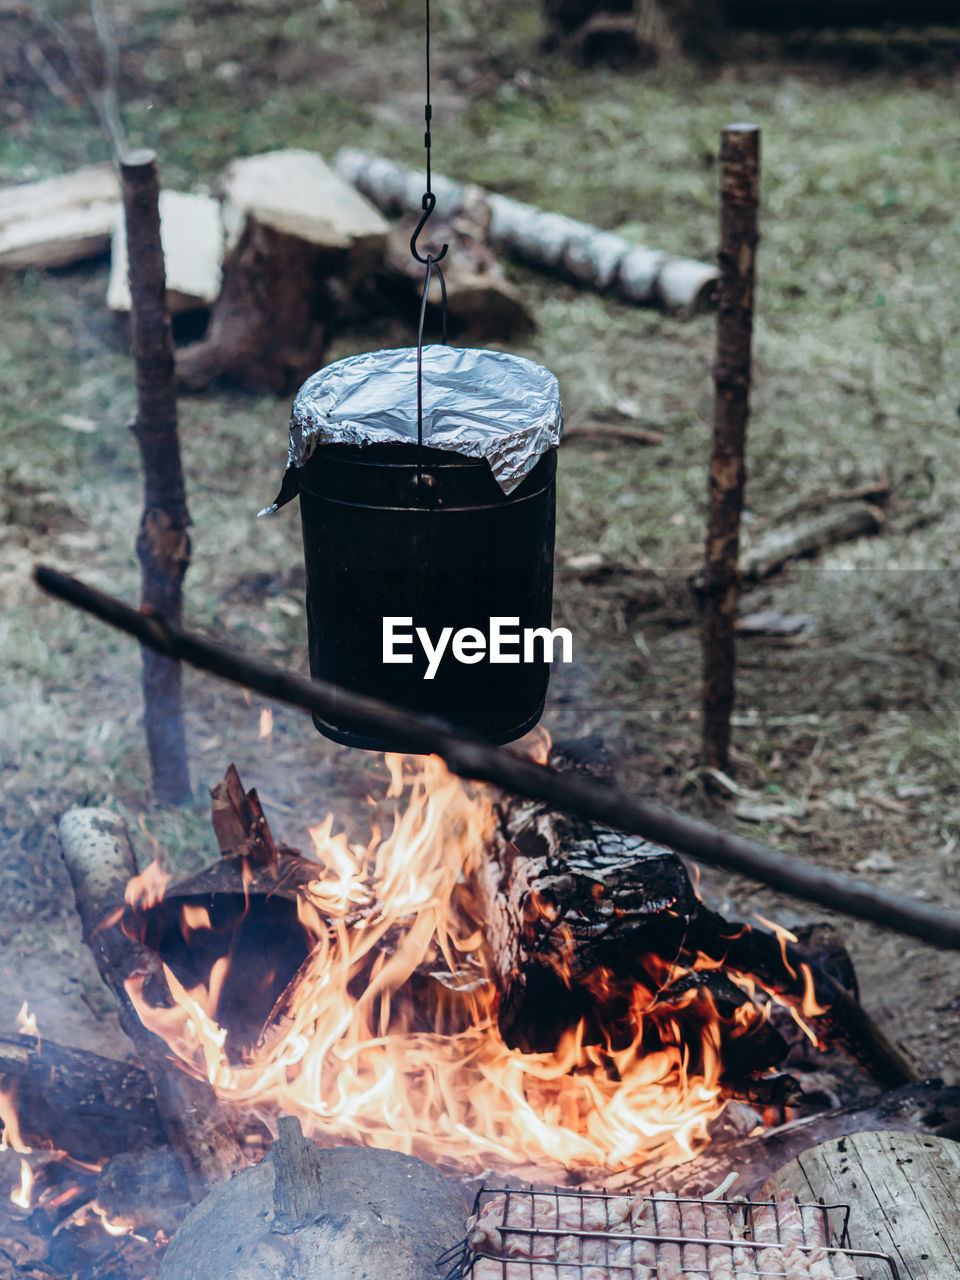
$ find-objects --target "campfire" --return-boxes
[120,742,785,1176]
[3,734,959,1279]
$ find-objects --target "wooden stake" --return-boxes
[120,149,191,803]
[702,123,760,771]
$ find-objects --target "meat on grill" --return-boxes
[466,1190,859,1280]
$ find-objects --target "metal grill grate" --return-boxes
[439,1189,901,1280]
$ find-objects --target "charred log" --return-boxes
[478,739,698,1052]
[96,1146,192,1238]
[478,738,920,1092]
[0,1033,163,1162]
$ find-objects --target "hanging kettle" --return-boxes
[264,344,563,751]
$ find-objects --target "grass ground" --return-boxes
[1,1,959,1098]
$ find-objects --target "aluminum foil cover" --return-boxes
[268,346,562,510]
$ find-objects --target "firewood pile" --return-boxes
[3,741,960,1280]
[0,146,718,395]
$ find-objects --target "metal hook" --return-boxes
[410,191,448,265]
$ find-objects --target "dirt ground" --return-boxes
[1,0,959,1177]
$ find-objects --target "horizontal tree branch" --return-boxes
[34,563,960,952]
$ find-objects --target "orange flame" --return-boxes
[15,1002,38,1040]
[0,1085,31,1155]
[89,1202,134,1236]
[259,706,274,743]
[124,859,172,912]
[11,1158,33,1210]
[123,755,754,1176]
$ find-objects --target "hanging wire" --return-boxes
[411,0,449,485]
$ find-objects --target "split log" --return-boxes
[383,221,534,340]
[336,148,718,314]
[108,190,223,314]
[122,149,192,804]
[58,807,245,1200]
[218,149,387,270]
[0,163,119,271]
[764,1131,960,1280]
[741,501,884,580]
[701,123,760,772]
[0,1033,163,1162]
[35,564,960,952]
[176,149,387,393]
[174,213,333,393]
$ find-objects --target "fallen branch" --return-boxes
[336,148,717,314]
[772,475,890,523]
[563,421,665,445]
[34,565,960,951]
[741,501,883,580]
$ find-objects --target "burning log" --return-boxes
[35,564,960,952]
[0,1033,163,1162]
[480,738,920,1090]
[476,737,700,1051]
[58,807,245,1199]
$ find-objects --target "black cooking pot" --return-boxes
[298,441,557,750]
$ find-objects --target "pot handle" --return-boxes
[415,251,448,488]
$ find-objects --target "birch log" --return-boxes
[335,148,718,313]
[59,806,245,1199]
